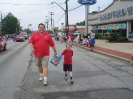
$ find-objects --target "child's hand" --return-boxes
[54,51,57,55]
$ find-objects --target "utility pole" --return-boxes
[49,12,54,30]
[85,5,89,36]
[51,1,69,35]
[65,0,69,35]
[45,21,49,31]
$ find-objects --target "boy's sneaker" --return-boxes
[43,80,48,86]
[64,76,67,80]
[39,74,43,81]
[70,79,74,84]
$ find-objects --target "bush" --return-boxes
[98,36,110,40]
[107,36,114,41]
[110,33,121,41]
[95,33,102,39]
[117,37,128,42]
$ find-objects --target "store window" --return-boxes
[93,22,127,37]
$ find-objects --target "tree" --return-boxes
[73,25,77,32]
[76,21,85,26]
[23,28,32,34]
[1,12,18,35]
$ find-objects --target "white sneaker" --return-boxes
[39,74,43,81]
[64,76,67,80]
[43,80,48,86]
[70,79,74,84]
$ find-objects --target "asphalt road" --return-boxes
[0,40,133,99]
[0,40,31,99]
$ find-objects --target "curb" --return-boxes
[72,43,131,62]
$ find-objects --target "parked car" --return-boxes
[0,36,7,51]
[16,35,25,42]
[73,32,81,37]
[20,32,28,39]
[23,34,29,39]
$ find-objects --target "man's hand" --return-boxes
[31,47,35,52]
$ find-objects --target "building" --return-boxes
[62,24,75,32]
[76,26,85,34]
[62,24,85,33]
[88,0,133,40]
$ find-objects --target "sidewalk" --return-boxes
[73,40,133,61]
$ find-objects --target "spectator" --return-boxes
[67,32,73,43]
[90,30,95,39]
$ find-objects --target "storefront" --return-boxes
[88,0,133,40]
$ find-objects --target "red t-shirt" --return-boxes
[67,33,73,40]
[61,49,73,65]
[29,31,55,57]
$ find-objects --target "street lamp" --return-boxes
[45,19,49,31]
[28,24,32,34]
[46,16,54,29]
[51,0,69,35]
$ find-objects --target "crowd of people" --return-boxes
[54,30,96,50]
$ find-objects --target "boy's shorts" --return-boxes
[34,56,49,66]
[63,64,72,71]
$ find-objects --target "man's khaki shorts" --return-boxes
[34,56,49,66]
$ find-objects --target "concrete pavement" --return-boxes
[73,39,133,61]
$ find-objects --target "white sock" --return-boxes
[44,77,47,81]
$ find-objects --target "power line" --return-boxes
[0,3,64,5]
[69,5,83,12]
[54,5,83,24]
[68,4,79,10]
[16,6,57,14]
[55,13,65,23]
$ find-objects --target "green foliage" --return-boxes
[110,33,121,41]
[98,36,110,40]
[1,12,18,34]
[53,27,58,33]
[73,25,77,32]
[95,33,102,39]
[106,33,128,42]
[117,37,128,42]
[76,21,85,26]
[107,36,114,41]
[23,28,32,34]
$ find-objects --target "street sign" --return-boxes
[78,0,97,5]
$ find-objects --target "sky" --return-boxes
[0,0,113,30]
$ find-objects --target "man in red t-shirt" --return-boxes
[61,43,74,84]
[29,23,57,86]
